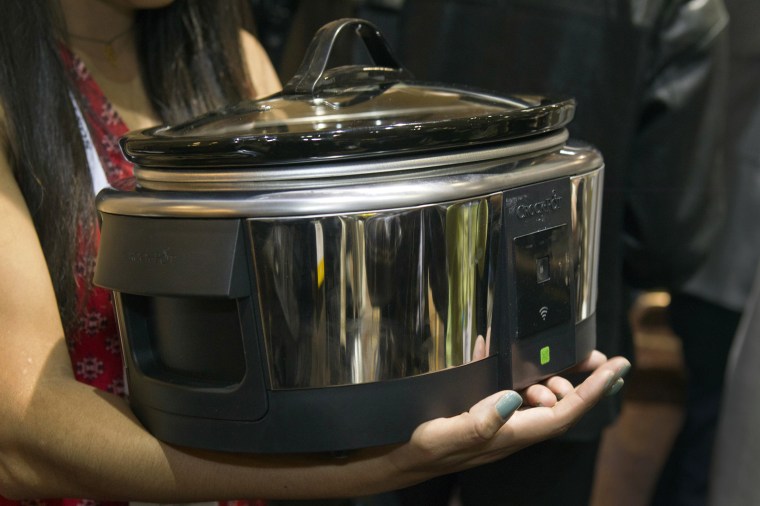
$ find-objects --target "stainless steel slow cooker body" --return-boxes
[94,19,603,453]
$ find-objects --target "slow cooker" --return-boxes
[94,18,603,453]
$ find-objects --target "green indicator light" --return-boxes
[540,346,551,365]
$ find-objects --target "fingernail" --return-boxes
[495,392,523,421]
[605,378,625,397]
[604,362,632,391]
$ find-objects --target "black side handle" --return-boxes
[283,18,413,97]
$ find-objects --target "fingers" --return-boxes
[421,353,625,457]
[576,356,631,401]
[443,352,621,448]
[543,375,575,400]
[494,391,523,422]
[401,354,631,476]
[522,375,576,407]
[472,335,487,362]
[549,356,631,428]
[409,390,523,458]
[468,390,523,440]
[501,356,631,443]
[522,384,558,407]
[570,349,608,373]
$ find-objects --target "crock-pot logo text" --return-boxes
[127,249,177,265]
[516,190,562,219]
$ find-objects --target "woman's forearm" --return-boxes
[3,351,408,501]
[2,339,629,501]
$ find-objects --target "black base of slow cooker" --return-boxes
[128,316,595,454]
[131,355,497,454]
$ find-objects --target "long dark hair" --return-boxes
[0,0,253,332]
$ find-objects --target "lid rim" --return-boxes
[121,96,575,169]
[132,130,569,191]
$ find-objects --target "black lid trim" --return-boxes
[120,94,575,169]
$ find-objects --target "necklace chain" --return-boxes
[67,25,134,66]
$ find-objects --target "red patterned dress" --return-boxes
[0,48,265,506]
[65,48,132,398]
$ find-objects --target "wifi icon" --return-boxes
[539,306,549,320]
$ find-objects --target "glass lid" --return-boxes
[120,19,575,169]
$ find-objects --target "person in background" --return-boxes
[387,0,729,504]
[0,0,629,504]
[706,2,760,504]
[659,0,760,504]
[709,271,760,504]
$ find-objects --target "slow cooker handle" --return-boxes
[283,18,413,96]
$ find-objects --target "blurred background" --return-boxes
[247,1,753,505]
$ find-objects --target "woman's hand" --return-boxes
[382,352,629,485]
[521,350,617,408]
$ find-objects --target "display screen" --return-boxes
[513,224,572,338]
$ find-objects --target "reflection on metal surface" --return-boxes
[250,195,502,389]
[571,168,603,322]
[97,143,603,219]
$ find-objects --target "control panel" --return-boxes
[501,177,575,388]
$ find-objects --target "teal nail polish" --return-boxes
[604,371,616,390]
[605,377,625,397]
[495,392,523,420]
[604,362,632,391]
